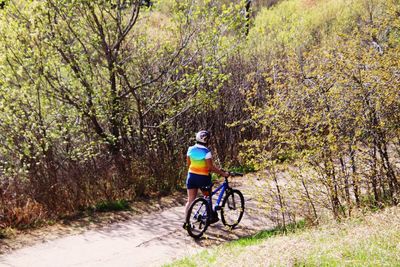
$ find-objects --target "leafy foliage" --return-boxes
[94,199,130,212]
[0,0,249,227]
[242,0,400,224]
[1,0,399,230]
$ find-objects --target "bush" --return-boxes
[94,200,131,213]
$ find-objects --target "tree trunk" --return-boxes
[301,178,319,224]
[273,173,286,229]
[349,145,360,207]
[339,157,351,216]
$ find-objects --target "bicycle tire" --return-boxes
[221,189,245,229]
[186,197,210,238]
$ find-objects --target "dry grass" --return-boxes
[167,205,400,266]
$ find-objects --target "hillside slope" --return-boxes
[167,205,400,266]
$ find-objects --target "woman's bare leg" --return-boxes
[185,188,198,218]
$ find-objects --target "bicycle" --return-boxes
[185,172,245,238]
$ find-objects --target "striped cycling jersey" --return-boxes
[187,144,212,176]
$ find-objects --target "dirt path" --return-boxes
[0,176,271,266]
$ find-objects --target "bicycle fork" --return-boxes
[227,191,237,210]
[193,203,208,228]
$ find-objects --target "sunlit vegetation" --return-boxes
[0,0,251,228]
[166,206,400,266]
[0,0,399,237]
[241,0,400,226]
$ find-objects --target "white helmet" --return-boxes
[195,130,210,144]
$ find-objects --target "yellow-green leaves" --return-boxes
[241,0,400,223]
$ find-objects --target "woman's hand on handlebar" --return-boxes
[227,171,244,177]
[221,170,230,177]
[220,170,244,177]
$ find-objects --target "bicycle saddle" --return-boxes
[200,183,214,191]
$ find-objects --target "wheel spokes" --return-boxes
[222,191,244,228]
[187,199,209,237]
[228,195,236,209]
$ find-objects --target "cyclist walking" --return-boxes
[183,130,229,229]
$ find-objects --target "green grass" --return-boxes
[296,227,400,266]
[232,220,306,247]
[165,207,400,266]
[93,199,131,212]
[164,221,306,267]
[0,227,16,239]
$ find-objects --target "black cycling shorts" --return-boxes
[186,172,211,189]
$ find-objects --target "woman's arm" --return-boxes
[206,158,229,177]
[187,156,191,166]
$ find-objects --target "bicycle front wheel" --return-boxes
[221,189,245,229]
[186,197,210,238]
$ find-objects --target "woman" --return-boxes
[183,130,229,229]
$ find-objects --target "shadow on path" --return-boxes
[0,175,272,267]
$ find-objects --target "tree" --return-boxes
[240,0,400,222]
[0,0,247,225]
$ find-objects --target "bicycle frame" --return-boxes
[209,179,229,209]
[187,172,243,238]
[194,178,230,223]
[188,172,244,238]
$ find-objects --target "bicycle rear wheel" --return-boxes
[186,197,210,238]
[221,189,245,229]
